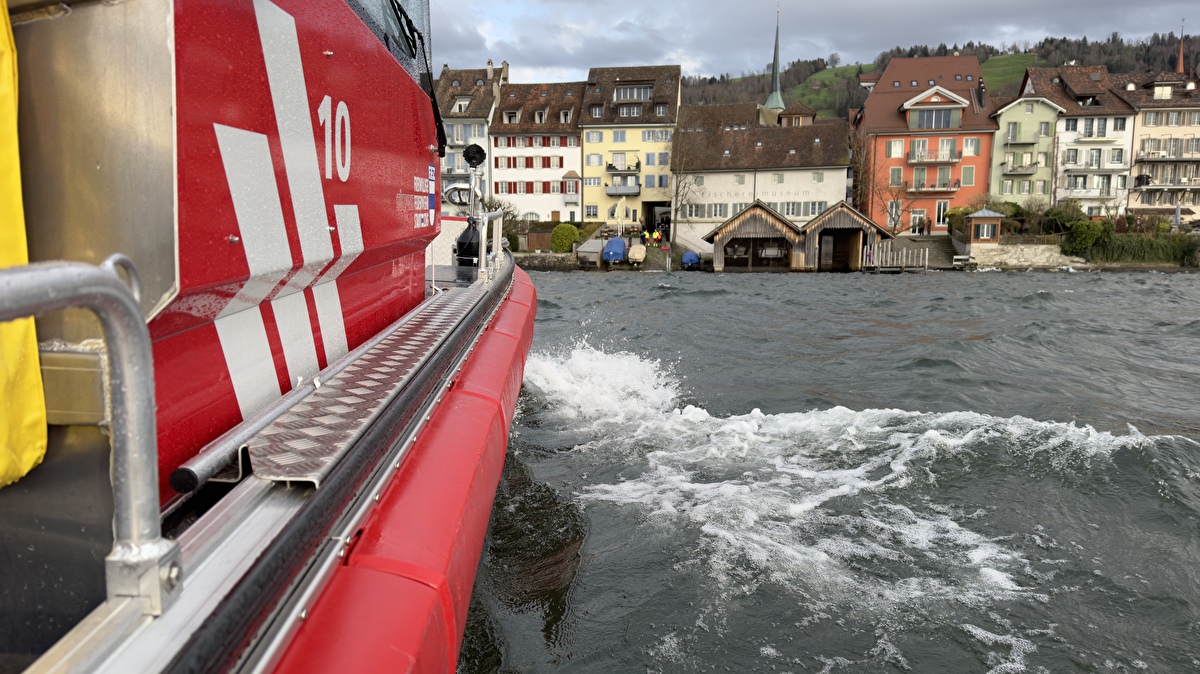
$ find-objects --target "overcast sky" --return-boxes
[431,1,1195,82]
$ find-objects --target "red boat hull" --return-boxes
[272,268,537,673]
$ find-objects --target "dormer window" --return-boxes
[614,85,653,101]
[451,79,461,87]
[560,109,572,123]
[454,97,471,113]
[655,103,668,116]
[955,74,962,81]
[928,80,935,86]
[967,75,974,82]
[619,104,641,117]
[1154,85,1172,100]
[534,110,546,124]
[504,111,518,124]
[893,81,900,87]
[590,105,603,118]
[915,109,952,129]
[911,80,918,86]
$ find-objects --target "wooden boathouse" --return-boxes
[702,200,894,272]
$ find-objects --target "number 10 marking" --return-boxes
[318,95,351,182]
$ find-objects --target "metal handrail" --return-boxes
[0,259,179,615]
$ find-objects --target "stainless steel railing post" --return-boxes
[0,259,180,615]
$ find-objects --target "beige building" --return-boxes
[1117,70,1200,222]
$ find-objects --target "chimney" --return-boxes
[978,76,987,106]
[501,60,510,83]
[487,59,494,80]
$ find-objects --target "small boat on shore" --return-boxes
[629,243,647,268]
[603,237,628,269]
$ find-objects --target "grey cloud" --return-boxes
[433,0,1197,81]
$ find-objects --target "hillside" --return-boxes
[787,63,874,118]
[679,32,1199,119]
[980,53,1046,90]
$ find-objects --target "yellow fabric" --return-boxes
[0,8,47,488]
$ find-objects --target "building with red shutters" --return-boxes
[489,81,586,224]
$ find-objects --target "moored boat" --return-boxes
[602,237,627,269]
[0,1,533,671]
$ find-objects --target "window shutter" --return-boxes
[885,142,892,158]
[494,157,500,169]
[543,157,551,169]
[526,182,533,193]
[543,181,551,193]
[508,182,515,192]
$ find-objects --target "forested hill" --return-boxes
[682,32,1200,117]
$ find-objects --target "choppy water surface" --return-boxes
[460,270,1200,673]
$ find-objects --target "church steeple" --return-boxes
[765,8,785,111]
[1178,19,1186,74]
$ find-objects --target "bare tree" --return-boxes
[852,127,918,233]
[828,52,841,68]
[481,195,522,235]
[664,128,709,240]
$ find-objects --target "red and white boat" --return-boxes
[0,1,533,671]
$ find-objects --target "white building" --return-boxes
[671,103,852,255]
[1022,66,1136,216]
[489,81,584,223]
[435,60,507,212]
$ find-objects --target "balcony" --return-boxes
[1063,162,1129,173]
[1003,133,1039,145]
[1064,187,1113,198]
[564,192,580,204]
[907,150,962,164]
[1136,150,1200,162]
[904,180,961,193]
[1133,178,1200,190]
[1075,133,1118,143]
[1002,163,1039,175]
[606,160,641,174]
[606,184,641,197]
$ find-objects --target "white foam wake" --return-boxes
[522,344,1150,618]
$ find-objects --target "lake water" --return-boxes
[459,269,1200,673]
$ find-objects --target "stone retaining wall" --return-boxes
[512,252,577,272]
[969,243,1085,268]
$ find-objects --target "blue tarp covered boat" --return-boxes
[602,237,627,262]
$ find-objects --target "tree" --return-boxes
[828,52,841,68]
[664,127,709,240]
[549,223,578,253]
[481,195,522,239]
[852,128,919,234]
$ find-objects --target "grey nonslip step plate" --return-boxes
[245,286,484,487]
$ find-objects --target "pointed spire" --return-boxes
[1178,19,1186,74]
[765,7,785,111]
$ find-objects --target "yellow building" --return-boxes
[580,65,681,232]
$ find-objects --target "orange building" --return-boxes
[853,56,998,234]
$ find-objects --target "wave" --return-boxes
[518,343,1183,654]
